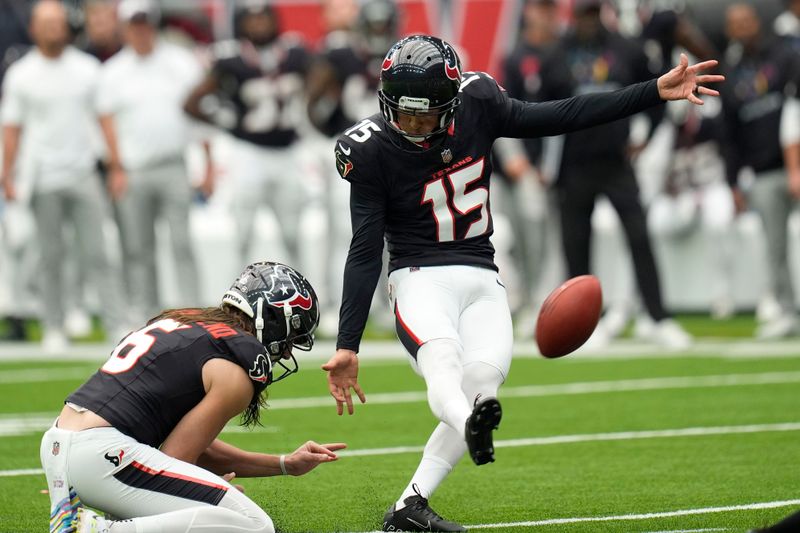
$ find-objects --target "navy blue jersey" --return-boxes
[502,42,551,164]
[720,37,800,184]
[334,72,663,351]
[211,37,309,147]
[308,33,377,137]
[539,30,657,166]
[68,319,270,448]
[641,9,680,75]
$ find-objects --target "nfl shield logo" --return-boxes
[441,149,453,163]
[52,441,60,456]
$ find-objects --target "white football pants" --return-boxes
[388,265,513,378]
[41,423,274,532]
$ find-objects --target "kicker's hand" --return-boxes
[657,53,725,105]
[322,349,366,415]
[284,441,346,476]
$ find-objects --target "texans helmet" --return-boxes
[378,35,462,142]
[222,261,320,383]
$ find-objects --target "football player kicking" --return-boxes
[321,35,723,532]
[41,262,342,533]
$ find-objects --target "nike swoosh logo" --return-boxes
[407,518,431,530]
[338,143,351,155]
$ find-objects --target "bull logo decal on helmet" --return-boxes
[382,55,394,71]
[443,44,461,81]
[265,266,313,310]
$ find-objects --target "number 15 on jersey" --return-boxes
[422,157,489,242]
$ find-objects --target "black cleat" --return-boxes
[382,486,466,532]
[465,396,502,465]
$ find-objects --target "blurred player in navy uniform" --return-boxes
[306,0,397,136]
[321,34,723,531]
[539,0,692,349]
[303,0,399,335]
[184,2,309,266]
[638,0,716,76]
[647,99,736,319]
[499,0,560,334]
[720,3,800,338]
[40,261,344,533]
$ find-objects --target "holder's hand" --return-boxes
[322,349,366,415]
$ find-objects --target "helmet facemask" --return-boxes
[378,91,460,143]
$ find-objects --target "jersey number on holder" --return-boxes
[101,319,191,374]
[422,157,489,242]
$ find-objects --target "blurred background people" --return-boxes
[539,0,691,349]
[80,0,121,62]
[499,0,561,335]
[302,0,399,335]
[0,0,126,351]
[637,0,717,76]
[647,99,736,319]
[97,0,202,325]
[0,0,34,85]
[184,1,312,272]
[720,3,800,338]
[774,0,800,51]
[0,0,798,346]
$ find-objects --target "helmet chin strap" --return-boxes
[257,297,297,356]
[255,297,265,344]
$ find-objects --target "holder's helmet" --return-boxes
[378,35,462,142]
[222,262,319,383]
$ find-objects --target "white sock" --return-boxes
[461,361,504,405]
[417,339,472,437]
[395,422,467,510]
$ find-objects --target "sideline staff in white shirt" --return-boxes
[97,0,202,323]
[0,0,127,351]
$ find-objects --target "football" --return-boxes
[536,275,603,358]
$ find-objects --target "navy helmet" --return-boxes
[222,261,319,383]
[378,35,462,141]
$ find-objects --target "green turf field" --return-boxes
[1,329,799,532]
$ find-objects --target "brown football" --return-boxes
[536,275,603,358]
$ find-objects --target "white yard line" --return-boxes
[5,422,800,477]
[1,339,800,362]
[0,367,92,384]
[462,499,800,529]
[336,422,800,457]
[2,371,800,437]
[0,468,44,477]
[642,529,729,533]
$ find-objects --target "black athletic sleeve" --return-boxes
[334,141,387,352]
[720,90,742,187]
[496,79,663,139]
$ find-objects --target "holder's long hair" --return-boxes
[147,304,267,427]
